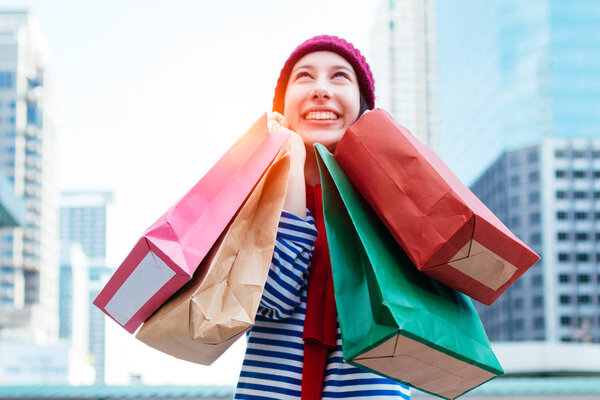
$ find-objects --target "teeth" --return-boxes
[305,111,338,120]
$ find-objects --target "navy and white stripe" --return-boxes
[235,210,411,400]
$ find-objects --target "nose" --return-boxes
[311,81,332,102]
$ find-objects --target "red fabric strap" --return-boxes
[302,184,337,400]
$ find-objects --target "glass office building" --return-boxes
[371,0,437,147]
[60,191,112,383]
[437,1,600,344]
[0,11,58,340]
[472,138,600,343]
[437,0,600,185]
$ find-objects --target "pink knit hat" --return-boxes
[272,35,375,114]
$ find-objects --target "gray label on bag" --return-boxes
[105,250,175,326]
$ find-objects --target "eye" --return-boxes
[332,71,351,80]
[293,71,312,81]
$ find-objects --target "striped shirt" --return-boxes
[235,210,411,400]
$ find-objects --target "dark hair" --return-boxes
[357,93,371,120]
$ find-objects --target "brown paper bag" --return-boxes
[135,147,290,365]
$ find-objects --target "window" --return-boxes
[559,274,570,283]
[556,191,568,199]
[560,295,571,304]
[597,233,600,241]
[576,253,590,262]
[529,213,541,224]
[530,233,541,245]
[574,191,587,199]
[510,175,520,186]
[578,295,591,304]
[575,211,588,220]
[573,170,587,178]
[595,212,600,220]
[573,150,586,158]
[510,216,521,227]
[531,275,543,287]
[560,316,572,326]
[513,279,522,289]
[0,71,14,89]
[533,316,544,329]
[558,253,570,262]
[594,192,600,199]
[576,232,589,241]
[528,171,539,183]
[593,150,600,158]
[511,196,520,207]
[557,211,568,220]
[555,170,566,178]
[514,319,524,331]
[513,298,523,309]
[529,192,540,203]
[557,232,569,240]
[510,154,521,166]
[555,149,566,158]
[594,171,600,178]
[577,274,590,283]
[532,296,543,307]
[528,151,538,163]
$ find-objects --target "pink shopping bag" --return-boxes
[94,114,289,333]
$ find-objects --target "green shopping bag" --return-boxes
[315,144,503,400]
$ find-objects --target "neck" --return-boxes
[304,143,321,187]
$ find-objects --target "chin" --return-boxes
[300,130,345,150]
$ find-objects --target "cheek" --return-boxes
[342,89,361,122]
[283,88,304,129]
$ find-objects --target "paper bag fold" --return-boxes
[136,148,290,364]
[334,109,540,305]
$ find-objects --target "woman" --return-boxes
[235,35,411,400]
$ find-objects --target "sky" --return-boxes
[0,0,380,385]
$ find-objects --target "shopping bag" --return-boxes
[334,109,539,305]
[135,146,290,365]
[315,144,503,400]
[94,114,289,333]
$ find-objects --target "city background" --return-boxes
[0,0,599,399]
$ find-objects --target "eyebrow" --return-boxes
[291,64,355,75]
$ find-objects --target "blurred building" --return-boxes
[370,0,437,147]
[0,340,94,385]
[471,138,600,343]
[58,244,91,368]
[0,385,235,400]
[60,191,111,266]
[0,10,58,342]
[60,190,112,384]
[0,170,25,228]
[436,0,600,185]
[87,264,112,384]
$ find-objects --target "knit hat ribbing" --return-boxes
[272,35,375,114]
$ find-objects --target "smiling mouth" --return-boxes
[304,111,339,121]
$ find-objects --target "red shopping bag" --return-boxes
[94,114,289,333]
[334,109,539,305]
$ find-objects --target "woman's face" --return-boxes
[283,51,361,150]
